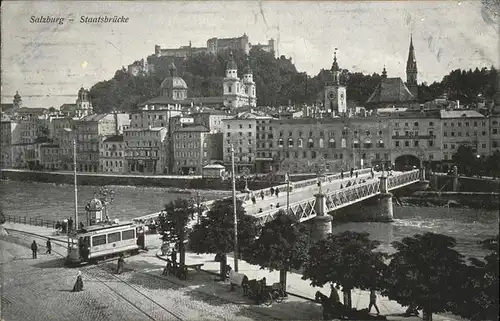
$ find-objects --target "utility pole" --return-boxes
[231,145,239,272]
[73,137,78,229]
[286,172,290,215]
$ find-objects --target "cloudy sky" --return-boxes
[1,0,498,108]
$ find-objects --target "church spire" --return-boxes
[331,48,339,72]
[382,65,387,78]
[406,34,417,72]
[406,34,418,99]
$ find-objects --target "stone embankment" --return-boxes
[399,191,500,210]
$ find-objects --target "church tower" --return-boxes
[324,49,347,117]
[223,52,240,109]
[406,35,418,99]
[242,57,256,107]
[76,87,93,118]
[13,91,22,109]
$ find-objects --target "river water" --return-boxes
[2,180,498,260]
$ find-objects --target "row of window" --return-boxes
[101,151,123,157]
[102,160,123,167]
[174,151,208,158]
[91,229,135,246]
[443,143,488,149]
[125,131,162,137]
[394,121,432,127]
[131,122,166,128]
[444,121,486,127]
[126,150,158,157]
[394,140,435,148]
[443,131,487,137]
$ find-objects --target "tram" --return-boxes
[66,221,146,265]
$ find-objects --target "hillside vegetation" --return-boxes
[88,48,498,113]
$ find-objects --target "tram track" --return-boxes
[5,229,185,321]
[5,228,284,321]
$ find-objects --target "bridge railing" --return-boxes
[387,169,420,190]
[4,214,58,229]
[324,180,381,213]
[237,167,373,203]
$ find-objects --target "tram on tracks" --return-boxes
[66,221,146,265]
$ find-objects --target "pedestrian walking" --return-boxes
[116,254,125,274]
[275,187,280,197]
[270,187,275,196]
[368,289,380,315]
[46,239,52,254]
[55,221,61,235]
[276,203,280,208]
[251,195,256,205]
[350,168,354,178]
[260,190,265,200]
[68,217,73,233]
[371,169,375,179]
[62,220,68,234]
[79,221,84,230]
[170,248,177,268]
[31,240,38,259]
[72,271,84,292]
[355,171,358,178]
[341,171,344,179]
[329,284,340,302]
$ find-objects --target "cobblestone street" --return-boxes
[0,232,294,321]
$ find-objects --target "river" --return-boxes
[1,180,498,260]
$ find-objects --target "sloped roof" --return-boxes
[1,104,14,112]
[366,77,415,104]
[81,114,109,122]
[103,135,124,142]
[60,104,77,111]
[440,110,485,119]
[175,124,209,132]
[140,96,224,106]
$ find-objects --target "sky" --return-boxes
[1,0,499,108]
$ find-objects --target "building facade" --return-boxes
[124,127,168,174]
[100,135,125,173]
[0,120,21,168]
[172,125,211,175]
[222,112,258,173]
[223,54,256,109]
[40,144,61,170]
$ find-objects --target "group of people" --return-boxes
[55,219,85,235]
[30,239,52,259]
[329,284,380,315]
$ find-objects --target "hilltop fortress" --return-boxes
[128,33,274,76]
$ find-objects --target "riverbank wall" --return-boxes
[0,169,274,191]
[401,191,499,210]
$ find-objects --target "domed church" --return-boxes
[160,63,188,100]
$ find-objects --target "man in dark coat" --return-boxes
[68,218,73,233]
[72,271,84,292]
[329,283,340,302]
[260,190,265,200]
[46,239,52,254]
[31,240,38,259]
[116,254,125,274]
[170,248,177,268]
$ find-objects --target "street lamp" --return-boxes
[64,128,78,229]
[231,144,239,272]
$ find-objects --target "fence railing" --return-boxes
[5,214,58,229]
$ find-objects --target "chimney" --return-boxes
[114,112,118,134]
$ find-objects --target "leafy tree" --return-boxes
[245,210,312,291]
[484,151,500,178]
[452,145,478,176]
[188,198,260,279]
[302,231,387,308]
[450,235,499,321]
[158,198,196,266]
[382,233,466,321]
[0,204,5,224]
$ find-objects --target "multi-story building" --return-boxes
[388,110,442,168]
[127,59,148,76]
[490,112,500,152]
[0,120,22,168]
[74,113,129,172]
[172,125,214,175]
[100,135,125,173]
[129,109,182,129]
[222,112,258,173]
[40,144,61,170]
[207,34,251,55]
[124,127,168,174]
[255,115,275,173]
[440,110,490,162]
[191,110,230,133]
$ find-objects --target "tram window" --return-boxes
[122,229,135,240]
[92,235,107,246]
[108,232,121,243]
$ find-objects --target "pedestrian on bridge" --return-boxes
[275,187,280,197]
[31,240,38,259]
[371,169,375,179]
[355,171,359,178]
[270,187,275,196]
[68,217,73,233]
[46,239,52,254]
[341,171,344,179]
[350,168,354,178]
[251,195,256,205]
[260,190,265,200]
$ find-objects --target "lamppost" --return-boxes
[192,191,206,224]
[285,172,290,215]
[231,144,239,272]
[64,128,78,229]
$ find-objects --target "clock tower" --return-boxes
[324,49,347,117]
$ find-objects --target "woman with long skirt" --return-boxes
[72,271,83,292]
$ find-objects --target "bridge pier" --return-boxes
[430,174,439,191]
[413,168,430,191]
[452,166,459,192]
[312,192,332,241]
[374,175,394,222]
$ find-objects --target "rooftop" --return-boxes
[366,77,416,105]
[103,135,124,143]
[80,114,109,122]
[440,110,486,119]
[175,125,209,133]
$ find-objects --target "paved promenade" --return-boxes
[243,171,389,216]
[2,222,465,321]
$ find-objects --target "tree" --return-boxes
[0,204,5,224]
[382,233,466,321]
[188,198,260,279]
[158,198,196,267]
[245,210,312,291]
[452,145,477,176]
[302,231,387,309]
[450,235,499,320]
[484,151,500,178]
